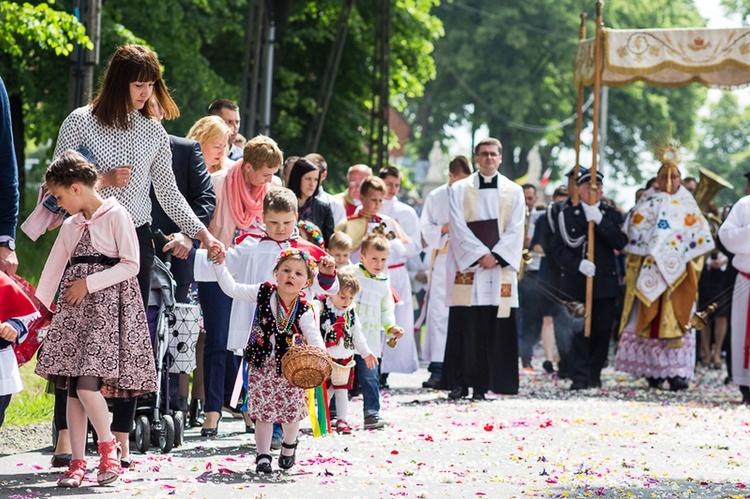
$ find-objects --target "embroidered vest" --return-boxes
[243,282,310,374]
[320,299,356,350]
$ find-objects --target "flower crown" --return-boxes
[277,248,318,275]
[297,220,325,248]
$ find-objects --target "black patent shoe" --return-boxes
[448,386,468,400]
[256,453,273,474]
[668,376,688,392]
[740,386,750,404]
[471,390,486,401]
[647,377,665,389]
[278,440,298,470]
[569,381,588,391]
[200,415,221,437]
[422,376,441,389]
[50,453,72,468]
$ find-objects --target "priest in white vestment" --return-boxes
[442,138,525,399]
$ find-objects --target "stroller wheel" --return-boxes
[134,415,151,453]
[159,415,175,454]
[173,411,185,448]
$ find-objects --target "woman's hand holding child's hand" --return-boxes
[318,256,335,275]
[207,243,226,264]
[363,354,379,370]
[64,279,89,306]
[0,322,18,342]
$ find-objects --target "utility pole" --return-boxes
[305,0,354,152]
[68,0,101,111]
[369,0,391,170]
[239,0,275,138]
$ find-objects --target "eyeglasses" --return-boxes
[477,152,500,158]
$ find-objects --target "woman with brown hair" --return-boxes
[50,44,223,467]
[287,157,335,245]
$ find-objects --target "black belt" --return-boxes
[68,255,121,267]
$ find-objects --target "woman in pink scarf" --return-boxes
[199,134,283,435]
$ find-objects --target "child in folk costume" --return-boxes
[328,231,355,270]
[318,270,377,434]
[211,248,327,474]
[335,175,418,381]
[192,187,337,354]
[34,151,157,488]
[0,272,40,428]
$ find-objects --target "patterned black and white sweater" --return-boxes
[53,106,204,236]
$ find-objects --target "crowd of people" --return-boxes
[1,43,749,488]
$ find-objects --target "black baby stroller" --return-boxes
[134,230,201,454]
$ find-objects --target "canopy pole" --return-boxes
[585,0,604,338]
[572,12,587,206]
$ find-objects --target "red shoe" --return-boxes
[96,438,122,486]
[335,419,352,434]
[57,459,87,488]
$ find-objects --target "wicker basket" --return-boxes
[330,359,356,386]
[281,335,332,389]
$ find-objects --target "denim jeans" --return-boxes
[354,354,380,417]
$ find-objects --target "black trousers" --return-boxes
[442,306,519,395]
[568,297,616,386]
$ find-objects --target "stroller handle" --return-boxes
[152,229,172,265]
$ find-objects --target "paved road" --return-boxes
[1,365,749,498]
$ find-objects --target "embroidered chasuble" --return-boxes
[620,185,713,343]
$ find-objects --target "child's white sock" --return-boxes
[334,388,349,422]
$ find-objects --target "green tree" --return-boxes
[412,0,705,183]
[0,0,91,196]
[11,1,441,191]
[271,0,442,188]
[693,93,750,207]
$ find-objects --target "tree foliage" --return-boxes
[272,0,441,187]
[693,93,750,207]
[0,1,90,57]
[414,0,706,183]
[3,0,442,193]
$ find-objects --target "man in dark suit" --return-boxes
[152,136,216,300]
[151,134,216,425]
[552,171,627,390]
